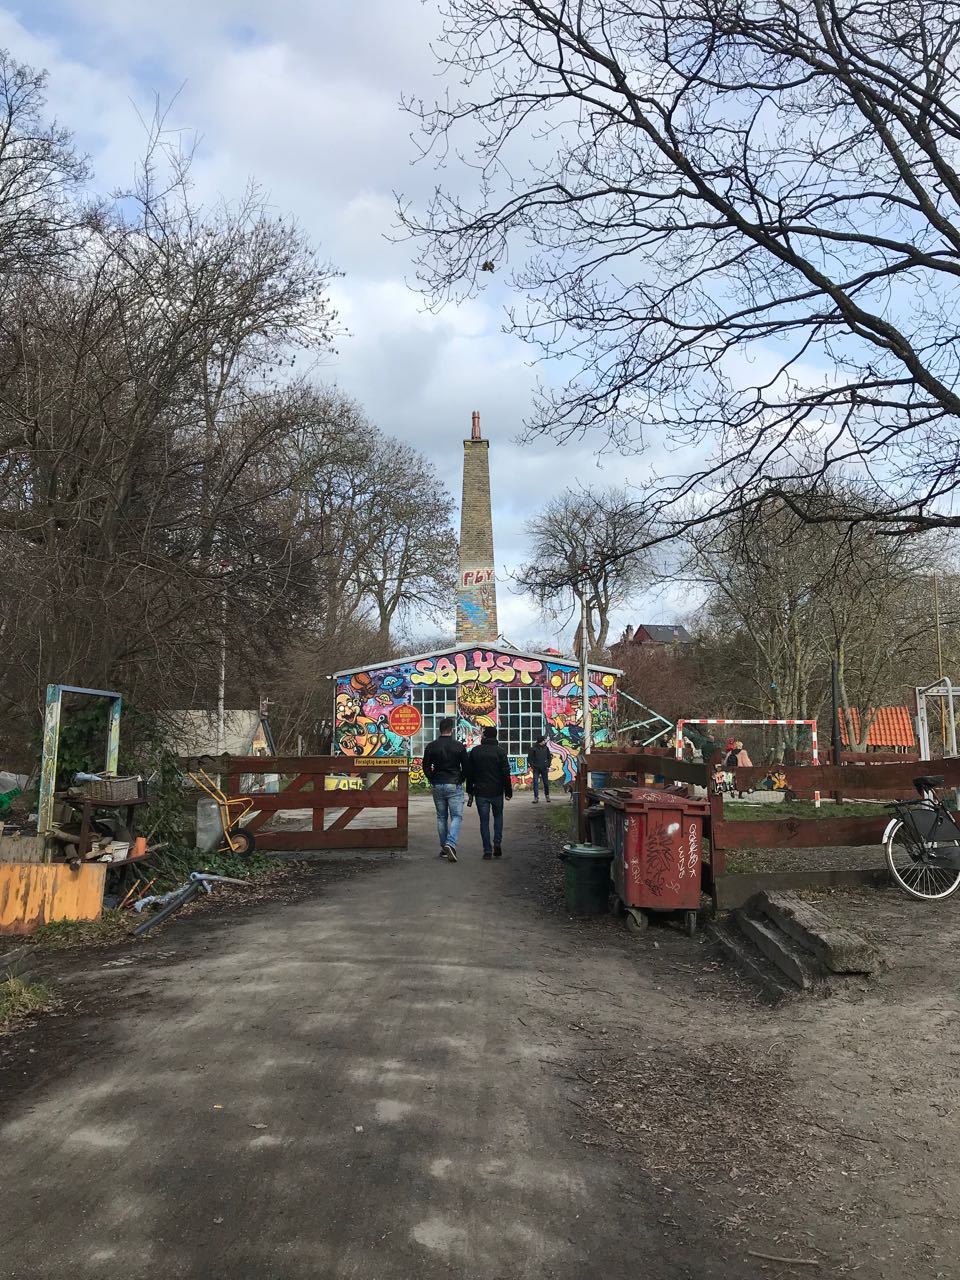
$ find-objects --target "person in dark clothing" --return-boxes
[528,734,553,804]
[465,726,513,858]
[422,716,468,862]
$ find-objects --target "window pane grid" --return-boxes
[497,688,544,757]
[410,688,457,756]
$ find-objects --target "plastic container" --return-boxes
[603,788,708,914]
[559,842,614,916]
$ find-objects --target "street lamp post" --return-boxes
[579,567,592,757]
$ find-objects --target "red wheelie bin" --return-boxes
[603,788,709,936]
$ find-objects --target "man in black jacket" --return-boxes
[465,726,513,859]
[422,716,468,862]
[528,734,553,804]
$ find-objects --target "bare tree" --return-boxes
[403,1,960,539]
[0,49,88,281]
[0,72,342,755]
[515,487,651,653]
[683,491,953,750]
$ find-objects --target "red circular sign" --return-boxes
[388,703,422,737]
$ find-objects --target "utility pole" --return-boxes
[216,564,229,787]
[579,568,592,756]
[935,574,947,753]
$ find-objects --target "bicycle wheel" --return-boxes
[885,818,960,901]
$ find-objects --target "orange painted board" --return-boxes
[0,862,106,935]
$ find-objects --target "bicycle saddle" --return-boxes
[914,775,945,793]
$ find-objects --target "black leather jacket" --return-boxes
[466,742,513,799]
[422,735,467,785]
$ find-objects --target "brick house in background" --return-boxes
[612,623,694,654]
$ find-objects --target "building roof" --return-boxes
[333,641,622,679]
[840,706,916,748]
[163,711,276,757]
[635,624,693,644]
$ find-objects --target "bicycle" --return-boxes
[884,774,960,901]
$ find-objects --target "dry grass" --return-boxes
[0,975,56,1030]
[27,908,131,950]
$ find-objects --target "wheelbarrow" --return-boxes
[187,758,256,856]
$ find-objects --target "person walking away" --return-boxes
[528,734,553,804]
[466,727,513,858]
[422,716,467,862]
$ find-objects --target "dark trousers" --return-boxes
[476,794,504,852]
[532,766,550,799]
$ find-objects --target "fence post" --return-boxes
[576,760,589,842]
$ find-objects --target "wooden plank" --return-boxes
[0,862,106,935]
[713,868,888,910]
[585,751,707,787]
[253,828,404,851]
[708,791,726,877]
[730,758,960,793]
[245,790,405,813]
[225,755,407,775]
[711,814,889,851]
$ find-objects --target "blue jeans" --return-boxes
[532,767,550,799]
[476,794,504,852]
[432,783,464,850]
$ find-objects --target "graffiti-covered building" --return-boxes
[333,643,619,786]
[332,412,621,784]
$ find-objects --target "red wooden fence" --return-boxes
[580,749,960,881]
[226,755,408,852]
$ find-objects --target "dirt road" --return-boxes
[1,797,957,1278]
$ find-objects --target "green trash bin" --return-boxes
[560,842,614,916]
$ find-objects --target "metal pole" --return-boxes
[935,574,947,753]
[948,679,957,757]
[916,686,929,761]
[580,584,592,756]
[216,588,226,788]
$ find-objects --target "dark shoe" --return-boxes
[482,851,492,860]
[545,795,551,803]
[493,844,503,858]
[532,797,539,804]
[445,845,458,862]
[438,849,448,858]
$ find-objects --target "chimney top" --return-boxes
[471,410,481,441]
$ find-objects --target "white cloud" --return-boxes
[1,0,697,659]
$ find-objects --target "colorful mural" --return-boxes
[333,646,618,783]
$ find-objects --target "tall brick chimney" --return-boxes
[456,410,498,644]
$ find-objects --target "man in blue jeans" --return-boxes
[466,726,513,858]
[528,734,553,803]
[422,716,468,862]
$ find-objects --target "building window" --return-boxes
[410,687,458,757]
[497,687,544,756]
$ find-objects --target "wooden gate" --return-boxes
[226,755,408,852]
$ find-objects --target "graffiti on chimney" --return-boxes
[458,562,496,634]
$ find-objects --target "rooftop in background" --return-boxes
[333,640,621,678]
[840,706,916,749]
[616,623,694,646]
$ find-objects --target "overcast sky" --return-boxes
[1,0,684,647]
